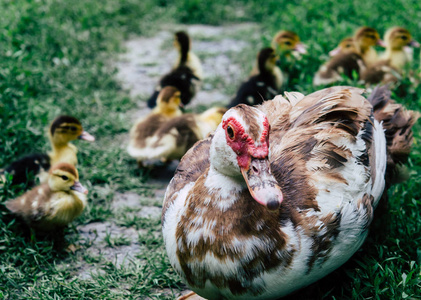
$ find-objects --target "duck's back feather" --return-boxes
[2,153,50,187]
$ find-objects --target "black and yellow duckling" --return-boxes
[270,30,307,86]
[5,162,88,232]
[1,116,95,187]
[128,106,226,167]
[271,30,307,59]
[128,86,183,167]
[313,27,384,86]
[228,48,282,108]
[361,27,420,85]
[147,31,203,109]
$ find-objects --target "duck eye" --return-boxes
[227,125,234,139]
[284,41,292,46]
[61,175,69,181]
[401,35,408,40]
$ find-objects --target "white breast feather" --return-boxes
[162,181,195,274]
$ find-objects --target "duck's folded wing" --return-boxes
[267,87,382,211]
[162,134,212,222]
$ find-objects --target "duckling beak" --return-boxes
[78,131,95,142]
[409,40,420,48]
[377,39,386,47]
[71,181,89,195]
[294,42,307,54]
[328,46,341,57]
[240,158,283,211]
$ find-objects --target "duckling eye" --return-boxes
[284,41,292,46]
[69,126,77,131]
[227,125,234,139]
[61,175,69,181]
[401,35,408,41]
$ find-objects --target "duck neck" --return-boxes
[49,135,77,165]
[204,166,247,212]
[178,45,189,65]
[153,106,181,118]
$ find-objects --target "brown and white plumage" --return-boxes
[128,106,226,166]
[162,86,417,299]
[128,86,183,166]
[361,27,420,85]
[5,163,88,231]
[147,31,202,108]
[1,116,95,187]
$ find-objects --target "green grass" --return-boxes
[1,0,421,299]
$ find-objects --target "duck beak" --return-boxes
[328,46,341,57]
[377,39,386,47]
[78,131,95,142]
[71,181,89,195]
[240,158,283,211]
[294,42,307,54]
[409,40,420,48]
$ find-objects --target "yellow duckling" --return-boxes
[147,31,202,109]
[353,26,384,66]
[361,27,420,84]
[5,162,88,231]
[1,116,95,187]
[381,27,420,69]
[128,86,183,167]
[128,106,226,166]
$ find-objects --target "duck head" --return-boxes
[49,115,95,146]
[48,162,88,194]
[174,31,191,64]
[257,47,279,74]
[384,27,420,51]
[271,30,307,56]
[156,86,183,114]
[210,105,283,210]
[329,37,356,56]
[354,27,384,52]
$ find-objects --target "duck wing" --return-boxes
[260,86,385,214]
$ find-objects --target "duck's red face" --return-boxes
[222,116,283,210]
[222,116,270,169]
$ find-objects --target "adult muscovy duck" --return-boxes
[162,86,418,300]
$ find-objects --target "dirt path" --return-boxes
[65,23,261,298]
